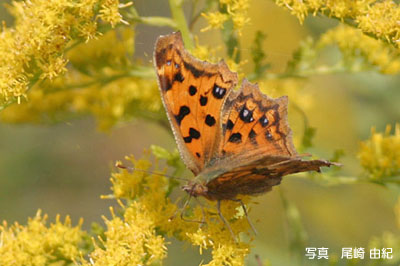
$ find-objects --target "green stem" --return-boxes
[261,63,348,80]
[137,16,177,28]
[169,0,193,49]
[278,188,308,262]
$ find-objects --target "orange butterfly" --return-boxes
[154,32,338,234]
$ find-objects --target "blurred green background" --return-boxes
[1,1,400,265]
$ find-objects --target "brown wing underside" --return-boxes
[205,156,337,200]
[154,32,238,175]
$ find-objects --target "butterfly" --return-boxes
[154,32,338,234]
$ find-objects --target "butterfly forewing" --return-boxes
[154,32,238,175]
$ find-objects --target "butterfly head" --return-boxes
[182,181,208,198]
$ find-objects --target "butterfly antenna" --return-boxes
[217,200,237,242]
[231,198,257,235]
[115,162,188,182]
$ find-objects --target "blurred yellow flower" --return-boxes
[201,12,229,31]
[0,210,85,266]
[358,124,400,180]
[0,28,162,131]
[319,26,400,74]
[0,0,126,107]
[201,0,251,35]
[276,0,400,47]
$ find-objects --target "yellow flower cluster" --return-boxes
[319,26,400,74]
[201,12,229,31]
[190,36,246,79]
[81,203,167,265]
[275,0,400,47]
[357,1,400,45]
[107,155,252,265]
[0,75,161,130]
[99,0,132,27]
[202,0,251,35]
[358,124,400,180]
[0,210,85,265]
[0,29,161,131]
[0,0,125,107]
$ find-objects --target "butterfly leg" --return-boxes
[217,200,236,241]
[179,196,206,224]
[194,197,206,225]
[231,198,258,235]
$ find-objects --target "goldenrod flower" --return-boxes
[0,28,162,131]
[0,210,85,265]
[0,0,126,107]
[201,0,251,35]
[276,0,400,47]
[358,124,400,179]
[82,204,167,265]
[107,154,253,265]
[319,26,400,74]
[201,12,229,31]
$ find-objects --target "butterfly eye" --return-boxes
[166,60,171,66]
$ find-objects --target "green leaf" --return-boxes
[302,125,316,150]
[250,31,270,80]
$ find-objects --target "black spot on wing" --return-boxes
[200,96,208,106]
[174,106,190,125]
[174,72,184,83]
[189,85,197,96]
[259,115,269,127]
[249,129,257,145]
[184,128,201,143]
[212,84,226,99]
[189,128,200,139]
[265,130,273,140]
[228,132,242,143]
[239,105,254,123]
[205,114,216,127]
[226,119,234,130]
[196,152,201,158]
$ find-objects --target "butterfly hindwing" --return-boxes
[203,155,336,200]
[219,79,296,158]
[154,32,238,175]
